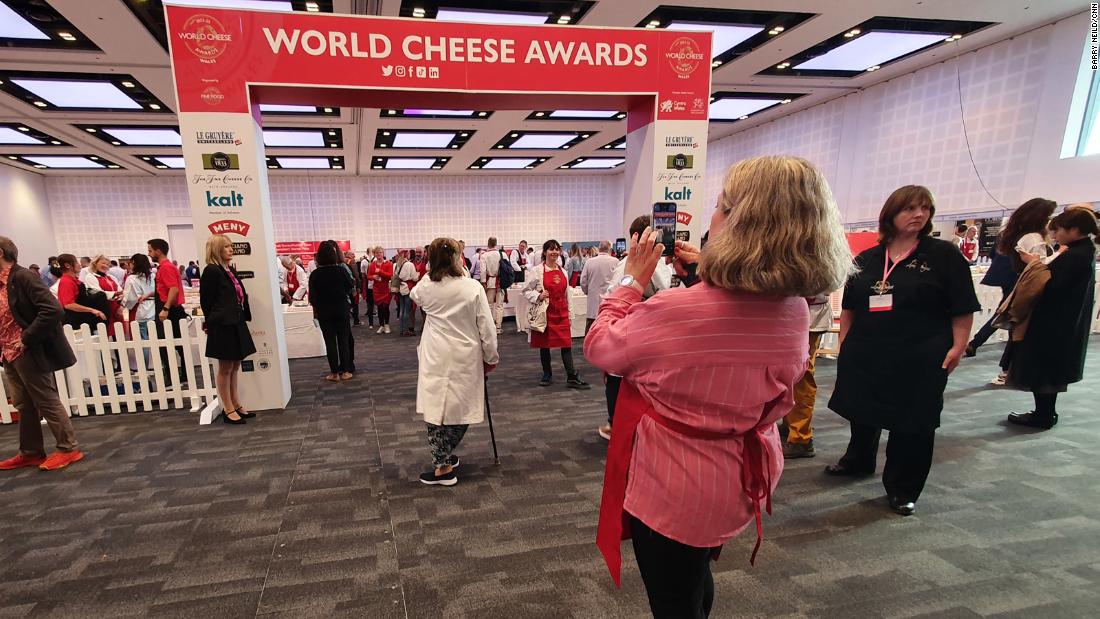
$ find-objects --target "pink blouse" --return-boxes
[584,283,808,548]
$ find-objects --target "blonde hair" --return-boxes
[205,234,232,266]
[90,254,110,273]
[698,156,852,296]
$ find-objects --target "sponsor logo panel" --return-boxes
[178,14,232,64]
[202,152,239,171]
[666,153,693,170]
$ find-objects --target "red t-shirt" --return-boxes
[156,259,184,305]
[57,274,80,307]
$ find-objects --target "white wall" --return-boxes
[0,164,55,265]
[705,14,1100,225]
[44,173,625,258]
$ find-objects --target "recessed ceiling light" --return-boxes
[305,1,320,11]
[435,9,547,25]
[50,140,60,145]
[481,158,538,169]
[268,165,278,169]
[276,157,331,169]
[372,165,382,169]
[156,165,168,169]
[107,164,119,169]
[260,104,316,113]
[333,164,343,169]
[773,26,785,33]
[112,141,120,145]
[581,134,590,138]
[384,158,439,170]
[710,97,784,120]
[795,31,947,71]
[782,98,792,104]
[88,156,98,160]
[58,32,75,41]
[102,128,182,146]
[327,130,335,136]
[121,81,135,88]
[156,157,186,169]
[0,3,49,40]
[323,107,333,113]
[667,21,764,58]
[569,158,625,169]
[85,127,96,132]
[148,103,161,110]
[548,110,619,119]
[171,0,293,10]
[263,130,325,147]
[0,128,44,145]
[6,156,16,160]
[459,132,469,137]
[392,132,456,148]
[712,61,721,68]
[477,111,489,117]
[25,156,104,169]
[557,16,570,24]
[647,20,661,28]
[13,79,143,109]
[510,133,578,149]
[535,111,545,117]
[17,126,29,132]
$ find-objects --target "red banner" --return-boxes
[275,240,351,255]
[166,6,710,121]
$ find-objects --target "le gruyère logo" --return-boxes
[666,37,704,79]
[178,14,232,64]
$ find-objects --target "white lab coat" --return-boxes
[410,275,500,426]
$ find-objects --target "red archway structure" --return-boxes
[166,5,711,414]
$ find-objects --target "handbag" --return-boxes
[528,269,549,333]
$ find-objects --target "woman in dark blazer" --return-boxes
[1006,206,1098,429]
[199,234,256,425]
[308,240,355,382]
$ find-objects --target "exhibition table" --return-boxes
[284,305,326,359]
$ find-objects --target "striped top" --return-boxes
[584,283,809,548]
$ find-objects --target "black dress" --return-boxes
[1007,237,1097,392]
[199,264,256,361]
[829,237,980,433]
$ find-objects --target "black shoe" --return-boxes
[235,407,256,419]
[566,376,591,390]
[964,345,977,358]
[824,462,873,477]
[888,496,916,516]
[419,469,457,486]
[538,374,552,386]
[1007,411,1058,429]
[777,422,789,443]
[221,411,246,425]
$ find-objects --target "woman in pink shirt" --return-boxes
[585,156,852,617]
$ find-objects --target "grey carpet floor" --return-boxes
[0,321,1097,619]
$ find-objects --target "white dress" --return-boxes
[410,275,500,426]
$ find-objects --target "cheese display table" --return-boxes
[284,305,326,358]
[511,285,587,338]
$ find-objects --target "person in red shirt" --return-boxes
[148,238,188,387]
[367,246,393,334]
[56,254,105,324]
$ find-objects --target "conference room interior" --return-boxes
[1,0,1098,617]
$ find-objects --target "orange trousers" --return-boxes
[784,332,823,445]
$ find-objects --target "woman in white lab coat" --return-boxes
[410,237,500,487]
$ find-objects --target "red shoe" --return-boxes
[39,450,84,471]
[0,453,47,470]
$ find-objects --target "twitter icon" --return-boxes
[381,65,394,77]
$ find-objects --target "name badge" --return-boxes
[869,294,893,312]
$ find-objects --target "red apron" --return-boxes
[286,267,300,295]
[530,267,571,349]
[596,381,779,587]
[94,274,124,331]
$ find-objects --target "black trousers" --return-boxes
[376,301,390,326]
[154,302,187,386]
[605,374,622,425]
[839,421,935,502]
[630,516,719,619]
[364,288,375,325]
[317,313,355,374]
[540,347,577,377]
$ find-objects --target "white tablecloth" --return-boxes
[284,305,325,358]
[511,286,587,338]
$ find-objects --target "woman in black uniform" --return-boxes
[827,185,980,516]
[200,234,256,425]
[1006,206,1098,429]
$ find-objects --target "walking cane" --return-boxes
[484,377,500,465]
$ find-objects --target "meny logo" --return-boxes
[208,219,250,236]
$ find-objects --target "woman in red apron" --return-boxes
[85,255,124,329]
[522,240,589,389]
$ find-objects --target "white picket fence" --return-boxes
[0,318,225,426]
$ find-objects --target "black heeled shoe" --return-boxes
[235,407,257,419]
[221,410,246,425]
[823,463,873,477]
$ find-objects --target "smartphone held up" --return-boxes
[652,202,677,257]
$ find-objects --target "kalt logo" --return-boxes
[666,37,704,79]
[208,219,250,236]
[200,86,224,106]
[206,190,245,207]
[676,212,693,226]
[179,14,232,64]
[664,186,692,201]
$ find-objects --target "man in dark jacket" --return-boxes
[0,237,83,471]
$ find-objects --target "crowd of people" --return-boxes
[1,153,1097,617]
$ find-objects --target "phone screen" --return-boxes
[652,202,677,256]
[614,238,627,256]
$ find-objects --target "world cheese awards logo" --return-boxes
[665,37,704,79]
[178,14,232,64]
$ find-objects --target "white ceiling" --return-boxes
[0,0,1086,177]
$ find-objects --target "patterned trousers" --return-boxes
[426,423,469,468]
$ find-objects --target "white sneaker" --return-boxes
[990,372,1007,386]
[383,325,392,334]
[376,326,385,334]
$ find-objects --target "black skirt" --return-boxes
[205,321,256,361]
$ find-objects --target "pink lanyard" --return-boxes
[881,243,918,288]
